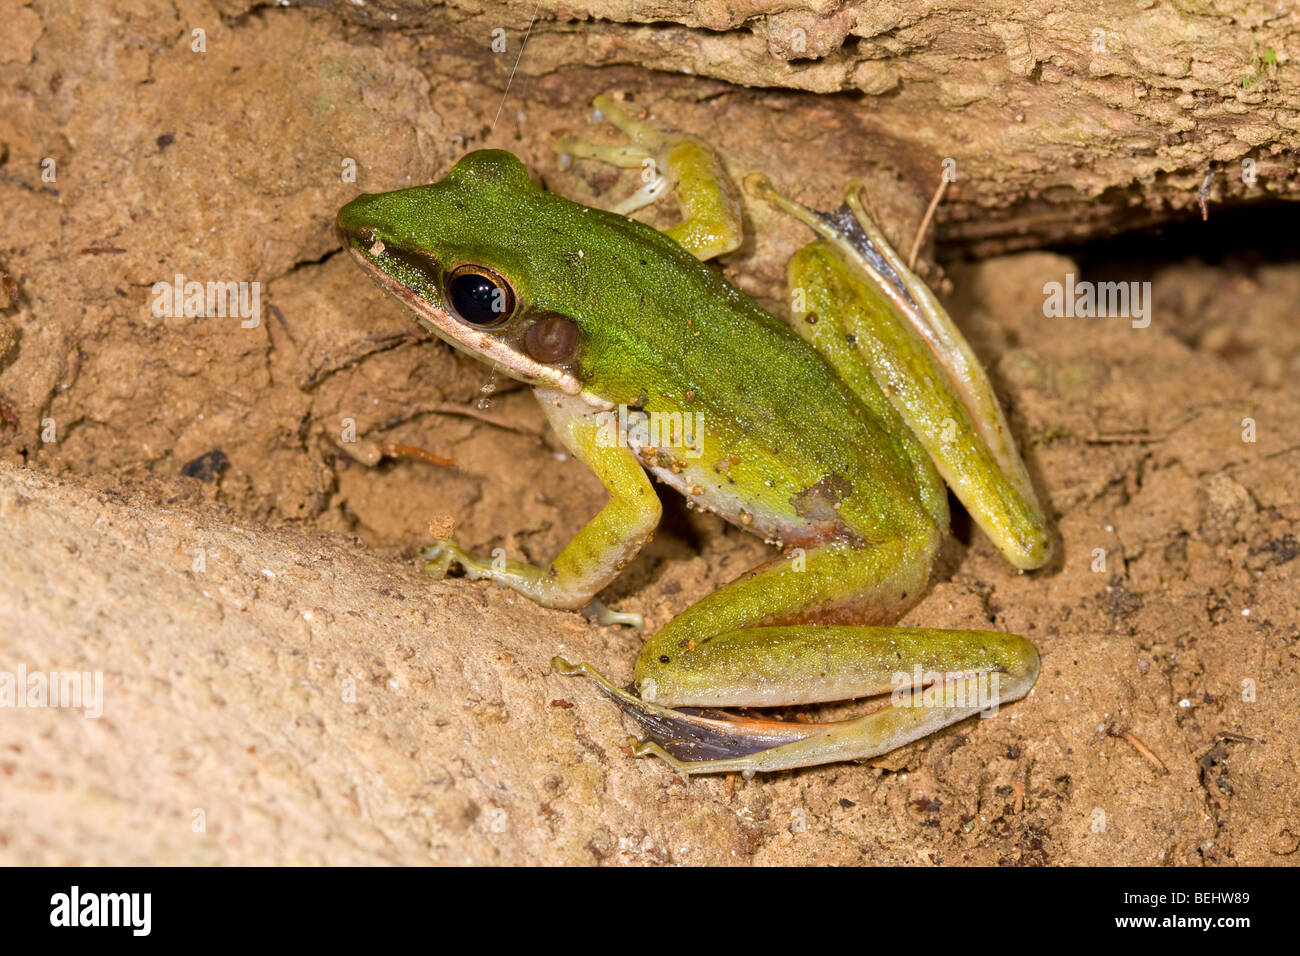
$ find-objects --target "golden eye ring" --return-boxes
[445,264,516,327]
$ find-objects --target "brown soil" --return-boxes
[0,1,1296,865]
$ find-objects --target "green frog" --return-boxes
[337,95,1051,776]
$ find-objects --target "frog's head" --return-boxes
[338,149,597,395]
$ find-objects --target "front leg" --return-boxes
[556,94,744,262]
[425,390,661,617]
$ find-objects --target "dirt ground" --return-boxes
[1,1,1297,865]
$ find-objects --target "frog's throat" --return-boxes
[346,244,582,396]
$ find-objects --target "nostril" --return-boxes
[336,219,375,247]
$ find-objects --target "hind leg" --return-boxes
[556,528,1039,775]
[748,173,1052,571]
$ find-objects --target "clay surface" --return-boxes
[0,0,1297,864]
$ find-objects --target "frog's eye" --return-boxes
[446,264,515,327]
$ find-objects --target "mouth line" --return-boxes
[341,240,582,396]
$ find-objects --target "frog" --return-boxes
[336,94,1052,776]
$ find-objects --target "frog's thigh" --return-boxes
[789,242,1050,571]
[630,628,1038,775]
[605,629,1034,780]
[634,528,939,708]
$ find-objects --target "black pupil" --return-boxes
[449,273,505,325]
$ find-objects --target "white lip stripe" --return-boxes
[347,244,581,395]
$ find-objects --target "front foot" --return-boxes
[422,543,644,628]
[421,539,497,582]
[554,93,743,261]
[581,599,644,630]
[421,539,546,600]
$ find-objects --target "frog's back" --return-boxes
[554,210,943,547]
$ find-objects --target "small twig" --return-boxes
[1112,728,1168,775]
[321,432,456,469]
[1083,430,1168,445]
[1215,732,1256,745]
[1198,167,1215,222]
[490,1,542,132]
[376,443,456,469]
[907,174,951,271]
[428,402,545,440]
